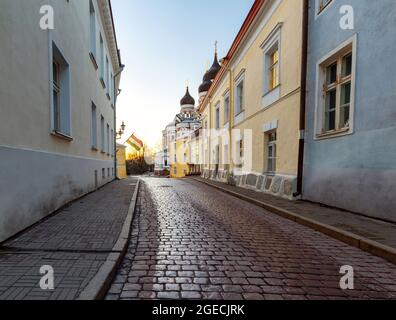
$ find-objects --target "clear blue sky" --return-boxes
[112,0,255,147]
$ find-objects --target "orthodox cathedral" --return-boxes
[154,48,221,177]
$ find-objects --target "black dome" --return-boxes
[203,70,212,82]
[180,87,195,106]
[206,52,221,81]
[198,80,212,94]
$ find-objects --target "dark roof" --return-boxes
[180,87,195,106]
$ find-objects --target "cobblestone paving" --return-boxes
[192,177,396,248]
[107,178,396,300]
[0,177,138,300]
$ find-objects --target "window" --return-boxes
[89,0,97,66]
[52,61,61,132]
[261,24,281,107]
[318,0,333,14]
[110,73,114,104]
[269,49,279,90]
[215,103,220,129]
[51,43,71,137]
[267,131,277,173]
[235,78,244,116]
[91,103,97,149]
[100,116,105,152]
[106,124,110,155]
[102,168,105,179]
[110,129,114,156]
[105,56,109,91]
[317,39,355,137]
[223,94,230,125]
[100,34,105,85]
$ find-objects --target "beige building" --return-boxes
[169,88,201,178]
[197,0,304,199]
[0,0,123,241]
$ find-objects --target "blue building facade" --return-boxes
[303,0,396,222]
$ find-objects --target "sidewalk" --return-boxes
[0,176,139,300]
[191,177,396,264]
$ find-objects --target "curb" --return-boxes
[192,177,396,265]
[77,178,141,300]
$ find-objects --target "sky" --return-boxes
[111,0,255,148]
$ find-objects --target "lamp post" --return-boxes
[116,121,126,140]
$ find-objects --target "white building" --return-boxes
[0,0,123,241]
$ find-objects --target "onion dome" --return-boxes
[198,79,212,94]
[180,87,195,106]
[206,52,221,81]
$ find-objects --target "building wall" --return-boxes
[229,0,302,175]
[0,0,120,241]
[170,138,189,178]
[117,145,127,179]
[303,0,396,221]
[200,0,303,198]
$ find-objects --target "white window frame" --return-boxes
[50,41,72,139]
[314,35,357,140]
[215,102,220,130]
[266,130,277,173]
[223,91,230,126]
[315,0,334,18]
[105,56,110,97]
[89,0,97,68]
[234,70,245,125]
[106,124,110,155]
[91,102,98,149]
[261,23,282,108]
[100,115,105,152]
[100,34,105,87]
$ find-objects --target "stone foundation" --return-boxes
[202,169,297,200]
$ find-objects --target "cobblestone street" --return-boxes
[107,178,396,300]
[0,178,139,300]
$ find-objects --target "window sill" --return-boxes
[92,146,98,151]
[89,52,98,70]
[106,93,111,101]
[263,84,281,97]
[51,131,73,141]
[262,85,281,108]
[234,111,245,126]
[101,150,106,154]
[315,127,352,140]
[100,78,106,89]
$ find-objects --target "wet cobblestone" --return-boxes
[107,178,396,300]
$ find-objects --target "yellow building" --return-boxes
[169,88,201,178]
[196,0,304,199]
[116,143,127,179]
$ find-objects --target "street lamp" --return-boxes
[116,121,126,140]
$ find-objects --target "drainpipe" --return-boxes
[114,64,125,180]
[295,0,309,198]
[228,67,233,176]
